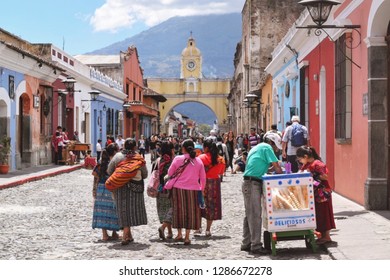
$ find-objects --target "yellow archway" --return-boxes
[146,35,231,133]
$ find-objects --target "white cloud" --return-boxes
[90,0,245,32]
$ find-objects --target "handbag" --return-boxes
[198,190,205,209]
[147,168,160,198]
[313,180,332,203]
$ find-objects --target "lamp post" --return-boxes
[245,90,261,134]
[121,101,131,138]
[242,97,249,133]
[227,114,232,132]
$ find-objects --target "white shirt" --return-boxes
[116,138,125,149]
[96,142,102,152]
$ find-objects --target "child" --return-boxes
[296,146,335,244]
[68,151,76,165]
[84,150,97,169]
[231,151,247,174]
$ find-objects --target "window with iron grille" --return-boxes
[335,33,352,141]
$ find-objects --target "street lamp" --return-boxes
[88,90,101,101]
[244,90,261,134]
[298,0,341,27]
[81,90,106,112]
[297,0,361,52]
[61,76,81,96]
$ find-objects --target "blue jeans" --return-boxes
[242,179,263,251]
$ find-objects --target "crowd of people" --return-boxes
[90,115,335,254]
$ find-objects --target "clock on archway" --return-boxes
[186,60,196,71]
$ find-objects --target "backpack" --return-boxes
[290,124,307,147]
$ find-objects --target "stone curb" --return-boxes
[0,165,83,190]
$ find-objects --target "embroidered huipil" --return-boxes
[198,153,225,179]
[167,154,206,191]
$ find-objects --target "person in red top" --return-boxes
[198,138,226,237]
[296,146,335,245]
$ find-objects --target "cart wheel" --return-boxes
[305,236,312,249]
[263,231,271,250]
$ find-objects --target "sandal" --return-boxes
[174,236,184,242]
[121,238,134,246]
[194,228,202,235]
[205,231,212,237]
[166,234,173,239]
[111,232,120,240]
[184,240,191,245]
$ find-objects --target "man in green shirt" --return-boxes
[241,132,283,254]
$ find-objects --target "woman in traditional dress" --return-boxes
[156,141,175,240]
[107,138,148,245]
[198,138,226,237]
[164,139,206,245]
[92,143,120,241]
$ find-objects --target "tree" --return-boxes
[197,124,211,137]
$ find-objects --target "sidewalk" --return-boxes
[1,163,390,259]
[0,163,83,190]
[325,193,390,260]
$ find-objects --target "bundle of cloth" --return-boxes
[105,153,146,191]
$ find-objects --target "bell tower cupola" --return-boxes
[180,32,202,80]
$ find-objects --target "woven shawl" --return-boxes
[105,153,146,191]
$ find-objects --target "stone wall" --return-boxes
[229,0,304,133]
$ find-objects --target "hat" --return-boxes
[264,132,282,150]
[291,115,300,122]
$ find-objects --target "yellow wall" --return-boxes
[262,76,273,131]
[147,78,230,123]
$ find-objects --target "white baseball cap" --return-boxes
[291,115,300,122]
[264,132,283,150]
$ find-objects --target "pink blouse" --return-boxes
[167,154,206,191]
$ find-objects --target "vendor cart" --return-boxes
[262,172,317,255]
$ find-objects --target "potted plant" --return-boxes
[0,135,11,174]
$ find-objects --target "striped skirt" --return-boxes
[92,182,120,231]
[172,188,201,230]
[114,180,148,228]
[157,191,173,224]
[201,178,222,221]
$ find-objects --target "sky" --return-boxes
[0,0,245,56]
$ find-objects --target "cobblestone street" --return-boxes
[0,155,332,260]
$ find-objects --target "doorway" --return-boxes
[18,93,31,165]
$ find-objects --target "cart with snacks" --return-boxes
[262,172,317,255]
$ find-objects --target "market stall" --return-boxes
[59,141,90,165]
[262,172,317,255]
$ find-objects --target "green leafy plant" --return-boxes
[0,136,11,165]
